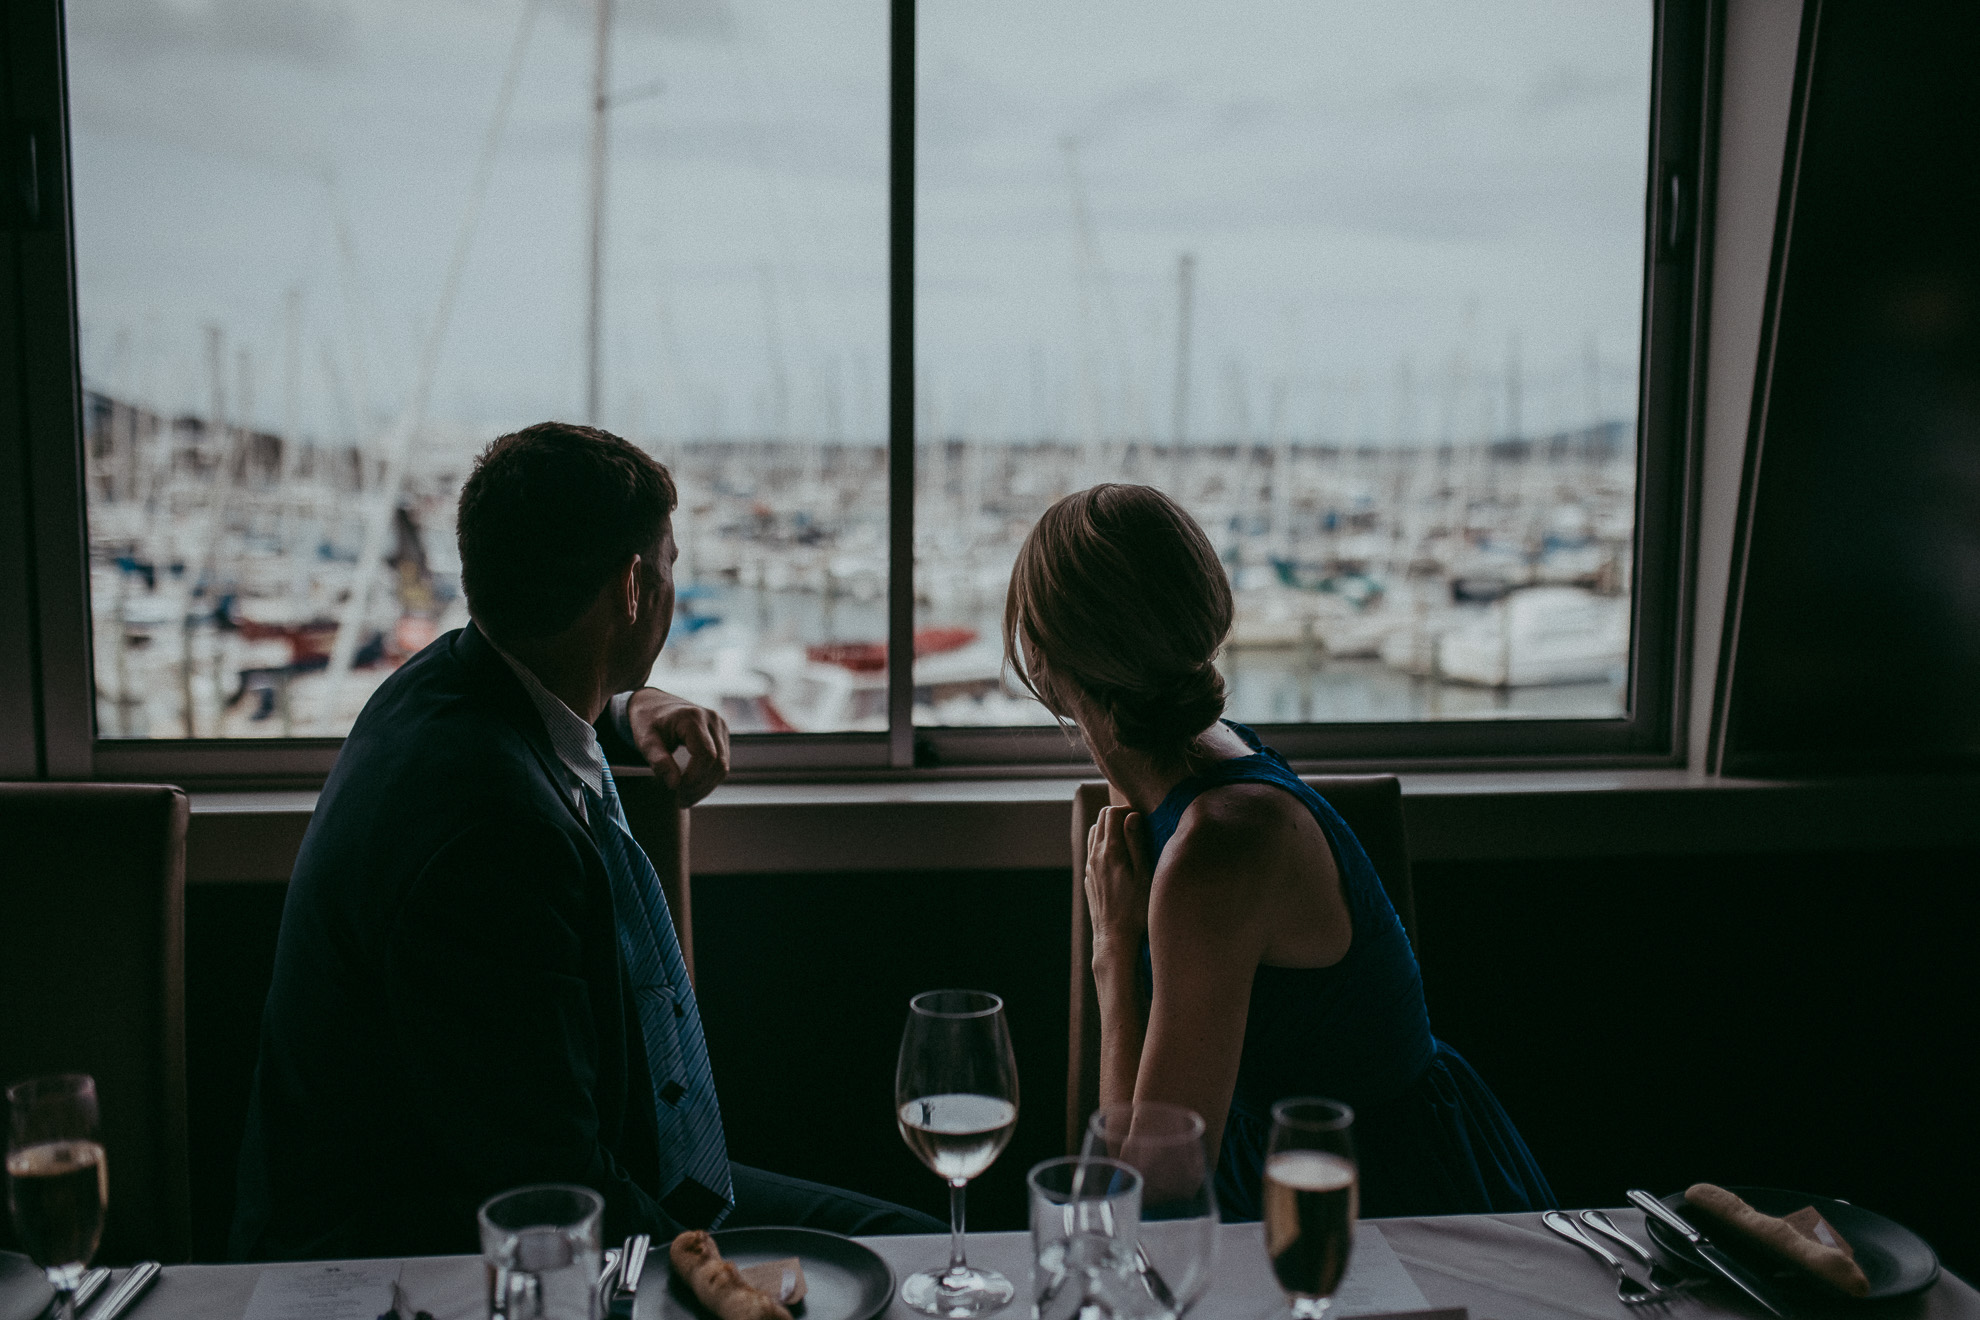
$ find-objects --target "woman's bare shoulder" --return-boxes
[1178,780,1310,844]
[1164,780,1338,894]
[1160,782,1310,890]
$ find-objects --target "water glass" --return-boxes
[6,1074,107,1320]
[1028,1156,1161,1320]
[478,1184,605,1320]
[1084,1103,1217,1315]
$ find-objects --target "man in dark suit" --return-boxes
[233,422,935,1260]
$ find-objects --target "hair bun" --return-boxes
[1106,662,1227,755]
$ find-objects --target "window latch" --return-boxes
[4,121,52,232]
[1662,167,1693,257]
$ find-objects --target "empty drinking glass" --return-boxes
[1028,1156,1161,1320]
[1084,1103,1218,1315]
[478,1184,605,1320]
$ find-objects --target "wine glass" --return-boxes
[1262,1099,1357,1320]
[895,989,1020,1317]
[1026,1155,1145,1320]
[6,1075,108,1320]
[1084,1103,1218,1315]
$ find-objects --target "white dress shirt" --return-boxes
[490,640,640,826]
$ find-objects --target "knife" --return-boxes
[1627,1190,1783,1316]
[71,1267,113,1315]
[87,1260,161,1320]
[620,1234,652,1297]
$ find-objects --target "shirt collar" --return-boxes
[488,637,607,802]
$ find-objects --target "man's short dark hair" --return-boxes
[457,421,678,641]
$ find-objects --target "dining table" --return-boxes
[94,1209,1980,1320]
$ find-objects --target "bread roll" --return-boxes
[1683,1183,1871,1298]
[668,1230,794,1320]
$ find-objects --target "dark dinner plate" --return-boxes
[1643,1187,1939,1302]
[0,1252,53,1320]
[636,1227,896,1320]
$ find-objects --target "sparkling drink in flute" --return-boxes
[1262,1098,1357,1320]
[895,989,1019,1317]
[6,1075,108,1320]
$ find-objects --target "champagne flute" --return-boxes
[1262,1098,1356,1320]
[1084,1103,1218,1315]
[6,1075,108,1320]
[895,990,1019,1317]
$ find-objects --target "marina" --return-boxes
[82,386,1635,738]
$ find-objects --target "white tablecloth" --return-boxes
[114,1210,1979,1320]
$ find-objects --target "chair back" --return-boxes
[607,769,696,982]
[0,783,191,1263]
[1066,774,1415,1153]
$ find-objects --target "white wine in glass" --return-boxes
[895,990,1019,1317]
[1263,1098,1357,1320]
[6,1075,108,1320]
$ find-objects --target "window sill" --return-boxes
[184,769,1980,883]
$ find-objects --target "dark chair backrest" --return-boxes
[607,769,696,982]
[0,783,191,1263]
[1065,775,1416,1154]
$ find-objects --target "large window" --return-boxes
[50,0,1701,771]
[914,2,1654,732]
[69,0,887,738]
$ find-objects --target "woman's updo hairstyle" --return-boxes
[1004,484,1234,761]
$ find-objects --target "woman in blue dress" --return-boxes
[1004,483,1553,1220]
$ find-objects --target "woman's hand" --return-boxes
[1086,805,1155,973]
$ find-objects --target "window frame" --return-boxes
[5,0,1719,786]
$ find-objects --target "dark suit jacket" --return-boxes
[231,622,685,1260]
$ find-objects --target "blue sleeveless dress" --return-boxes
[1142,722,1554,1221]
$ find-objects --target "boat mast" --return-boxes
[1171,251,1194,495]
[586,0,612,424]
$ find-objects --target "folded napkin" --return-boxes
[1684,1183,1870,1298]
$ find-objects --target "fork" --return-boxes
[1580,1209,1693,1291]
[1544,1211,1668,1306]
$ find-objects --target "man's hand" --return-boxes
[623,688,730,808]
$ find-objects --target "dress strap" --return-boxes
[1145,720,1276,858]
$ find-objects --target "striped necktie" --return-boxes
[587,762,733,1227]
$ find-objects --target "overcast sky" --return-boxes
[66,0,1652,450]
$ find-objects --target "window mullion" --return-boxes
[885,0,916,769]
